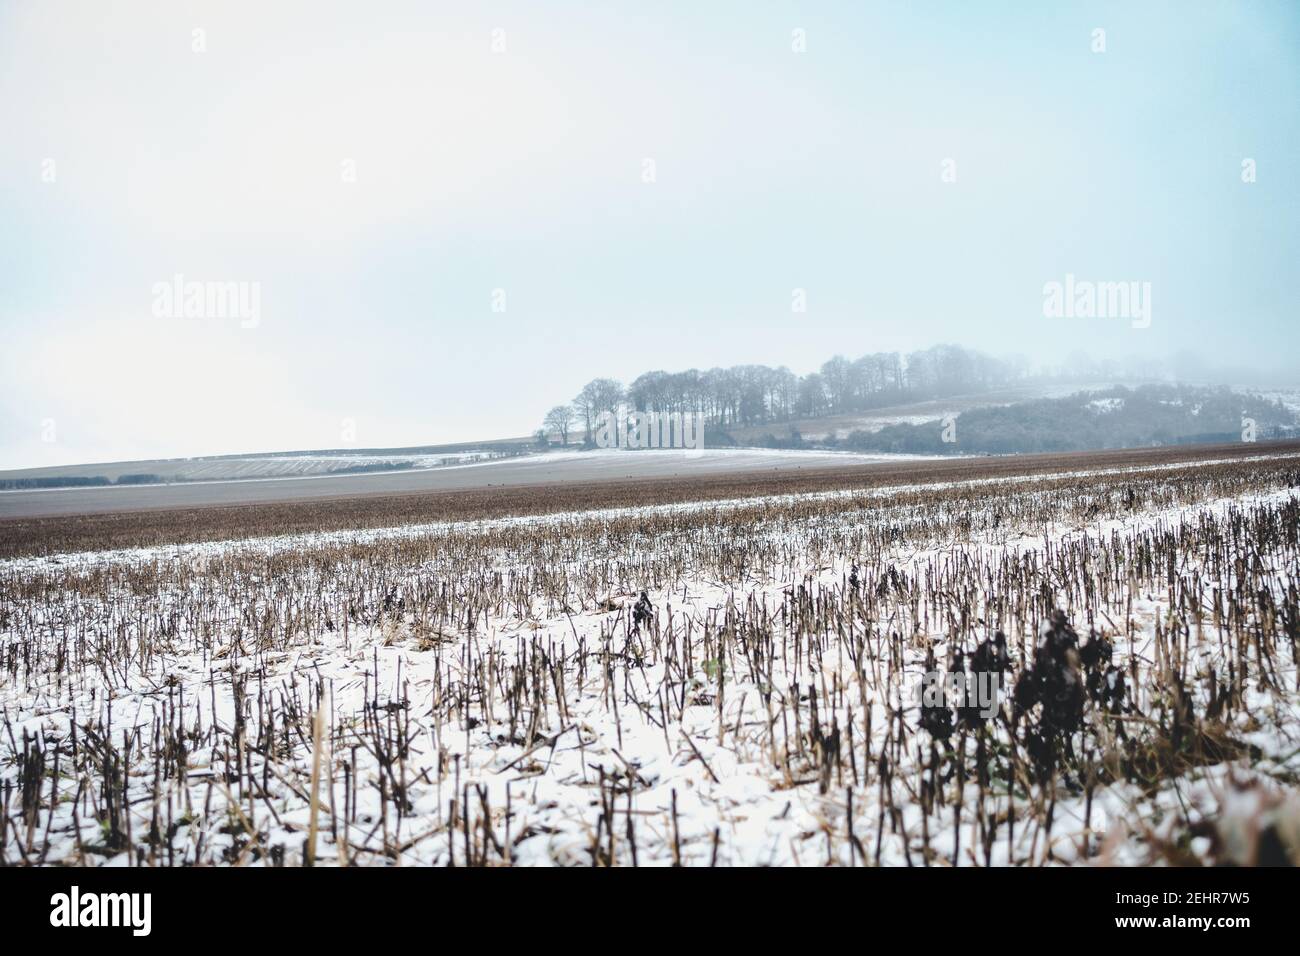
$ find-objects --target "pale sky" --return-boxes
[1,1,1297,468]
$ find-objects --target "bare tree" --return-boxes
[574,378,624,444]
[572,383,598,444]
[553,345,1021,438]
[543,404,577,446]
[820,355,852,413]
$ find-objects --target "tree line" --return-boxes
[541,344,1035,445]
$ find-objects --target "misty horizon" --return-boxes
[3,1,1297,469]
[1,340,1296,470]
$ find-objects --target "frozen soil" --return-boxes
[1,452,1298,866]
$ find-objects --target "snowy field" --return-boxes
[0,448,934,518]
[1,452,1298,866]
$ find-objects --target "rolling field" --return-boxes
[1,441,1299,867]
[0,441,1295,559]
[0,449,913,521]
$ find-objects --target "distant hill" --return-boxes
[835,385,1299,455]
[0,438,536,489]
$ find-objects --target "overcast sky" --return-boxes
[1,1,1297,468]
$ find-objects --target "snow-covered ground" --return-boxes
[0,447,947,519]
[1,453,1298,866]
[0,451,513,489]
[154,451,506,480]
